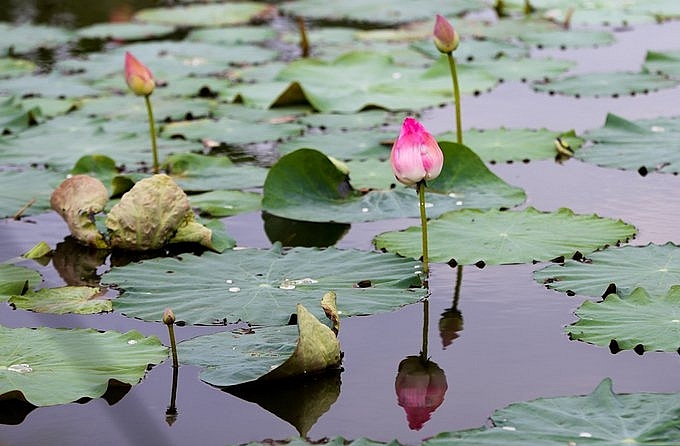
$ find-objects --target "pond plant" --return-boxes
[1,0,680,444]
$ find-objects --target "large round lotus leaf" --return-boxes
[0,169,65,218]
[410,38,529,63]
[567,287,680,354]
[272,51,497,113]
[534,243,680,299]
[78,95,218,122]
[160,117,304,145]
[374,207,635,266]
[0,23,73,54]
[75,22,175,41]
[179,302,341,387]
[277,130,391,159]
[0,58,36,79]
[162,152,269,191]
[426,378,680,445]
[438,129,583,163]
[187,26,277,45]
[579,113,680,174]
[0,265,42,300]
[134,2,269,27]
[533,72,679,97]
[9,286,112,315]
[465,56,574,83]
[0,73,100,99]
[297,110,396,131]
[103,244,425,326]
[262,144,525,223]
[518,29,615,49]
[0,97,43,135]
[644,50,680,79]
[189,190,262,218]
[0,326,167,406]
[280,0,484,25]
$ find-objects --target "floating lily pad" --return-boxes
[0,265,42,300]
[0,58,36,79]
[0,326,167,406]
[280,0,484,26]
[0,169,65,218]
[0,97,43,135]
[76,22,175,41]
[534,243,680,298]
[179,300,341,387]
[426,378,680,445]
[9,286,111,315]
[465,56,574,83]
[579,113,680,174]
[134,2,270,27]
[518,29,616,49]
[567,287,680,354]
[438,129,583,163]
[0,23,73,54]
[187,26,277,45]
[277,129,391,159]
[644,50,680,79]
[103,244,425,326]
[189,189,262,218]
[160,117,304,146]
[533,71,679,97]
[374,207,636,266]
[162,152,269,191]
[262,143,526,223]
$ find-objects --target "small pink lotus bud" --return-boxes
[162,307,175,325]
[390,117,444,186]
[433,14,459,54]
[124,51,155,96]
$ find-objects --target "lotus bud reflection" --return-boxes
[433,14,459,54]
[439,308,464,348]
[395,355,448,431]
[124,51,155,96]
[390,117,444,187]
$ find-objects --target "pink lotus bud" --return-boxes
[124,51,155,96]
[433,14,459,54]
[395,356,448,431]
[390,117,444,186]
[162,307,175,325]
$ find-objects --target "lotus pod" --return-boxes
[50,175,109,249]
[106,174,192,251]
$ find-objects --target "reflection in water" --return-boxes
[165,365,179,426]
[263,212,350,247]
[439,265,464,348]
[395,355,447,431]
[225,369,341,436]
[52,236,108,287]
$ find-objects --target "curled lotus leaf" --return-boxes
[50,175,109,249]
[105,174,212,251]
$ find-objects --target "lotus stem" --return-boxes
[417,181,430,287]
[420,298,430,361]
[144,94,159,174]
[446,52,463,144]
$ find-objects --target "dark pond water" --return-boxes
[1,2,680,445]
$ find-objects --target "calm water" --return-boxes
[1,2,680,445]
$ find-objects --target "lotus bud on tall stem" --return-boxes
[124,51,159,174]
[297,16,310,58]
[433,15,463,144]
[163,307,179,370]
[390,117,444,288]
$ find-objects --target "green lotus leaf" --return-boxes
[277,129,392,159]
[0,59,36,79]
[103,244,425,326]
[78,95,218,122]
[518,29,615,49]
[162,152,269,191]
[0,96,43,134]
[533,71,679,97]
[0,326,167,406]
[0,23,74,54]
[105,174,217,251]
[534,242,680,299]
[280,0,484,26]
[579,113,680,174]
[179,301,340,387]
[374,207,635,266]
[410,38,529,63]
[426,378,680,445]
[567,287,680,354]
[438,129,583,163]
[0,169,65,218]
[644,50,680,79]
[160,117,304,146]
[189,189,262,218]
[0,265,42,301]
[296,110,397,130]
[465,56,574,83]
[75,22,175,41]
[9,286,111,315]
[187,26,277,45]
[134,2,270,27]
[262,143,525,223]
[0,73,101,99]
[50,175,109,249]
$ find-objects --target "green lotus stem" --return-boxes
[417,180,430,285]
[446,52,463,144]
[144,94,159,174]
[167,323,178,369]
[420,298,430,361]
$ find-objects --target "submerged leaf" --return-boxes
[50,175,109,249]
